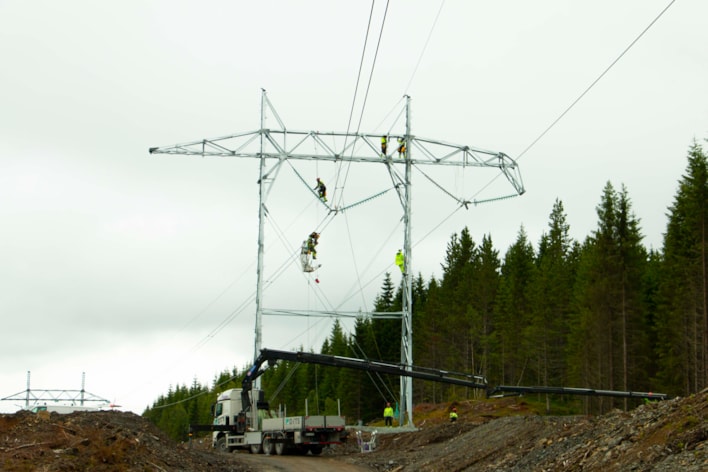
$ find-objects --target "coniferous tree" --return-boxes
[656,141,708,395]
[439,228,477,377]
[496,226,535,385]
[414,277,445,403]
[349,317,380,422]
[528,199,576,409]
[468,234,501,389]
[371,272,399,362]
[570,184,647,412]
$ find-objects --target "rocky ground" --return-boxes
[342,391,708,471]
[1,390,705,471]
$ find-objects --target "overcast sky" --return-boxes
[2,0,707,414]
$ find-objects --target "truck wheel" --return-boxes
[274,438,286,456]
[215,436,228,452]
[262,436,274,455]
[309,445,323,455]
[250,443,262,454]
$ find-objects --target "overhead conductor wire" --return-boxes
[467,0,678,206]
[337,0,392,313]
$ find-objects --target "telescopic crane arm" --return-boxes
[239,348,668,414]
[240,348,488,413]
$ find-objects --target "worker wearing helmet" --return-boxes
[307,232,320,259]
[397,137,406,158]
[314,178,327,202]
[383,402,394,427]
[449,407,458,422]
[395,249,405,274]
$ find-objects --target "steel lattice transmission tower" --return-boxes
[149,89,524,427]
[1,371,109,410]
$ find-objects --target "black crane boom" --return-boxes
[239,348,669,413]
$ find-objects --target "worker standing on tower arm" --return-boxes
[314,178,327,202]
[381,135,388,157]
[397,137,406,158]
[395,249,405,274]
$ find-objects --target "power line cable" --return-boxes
[353,0,390,135]
[336,0,391,207]
[403,0,446,95]
[341,0,376,151]
[335,1,377,206]
[516,0,678,161]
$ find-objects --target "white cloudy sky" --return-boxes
[2,0,707,414]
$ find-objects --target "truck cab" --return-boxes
[212,388,266,451]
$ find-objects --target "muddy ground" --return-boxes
[1,391,705,471]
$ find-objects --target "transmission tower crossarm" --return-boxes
[262,308,404,319]
[150,129,520,172]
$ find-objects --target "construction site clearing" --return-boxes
[1,390,706,471]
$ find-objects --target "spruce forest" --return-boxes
[145,140,708,441]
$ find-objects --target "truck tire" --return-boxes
[262,436,274,455]
[215,436,228,452]
[309,445,323,455]
[250,443,262,454]
[274,436,286,456]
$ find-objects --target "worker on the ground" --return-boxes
[449,407,458,422]
[383,402,394,427]
[395,249,405,274]
[307,232,320,259]
[314,178,327,202]
[381,135,388,157]
[397,137,406,158]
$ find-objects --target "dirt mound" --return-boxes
[1,393,706,471]
[0,410,248,471]
[342,392,708,471]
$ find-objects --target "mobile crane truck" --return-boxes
[190,351,348,455]
[191,348,668,455]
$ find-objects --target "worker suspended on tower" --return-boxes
[307,232,320,258]
[395,249,405,274]
[301,232,321,273]
[314,177,327,202]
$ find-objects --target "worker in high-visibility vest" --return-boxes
[449,407,458,422]
[381,136,388,157]
[307,232,320,259]
[314,177,327,202]
[383,402,394,426]
[397,137,406,158]
[395,249,405,273]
